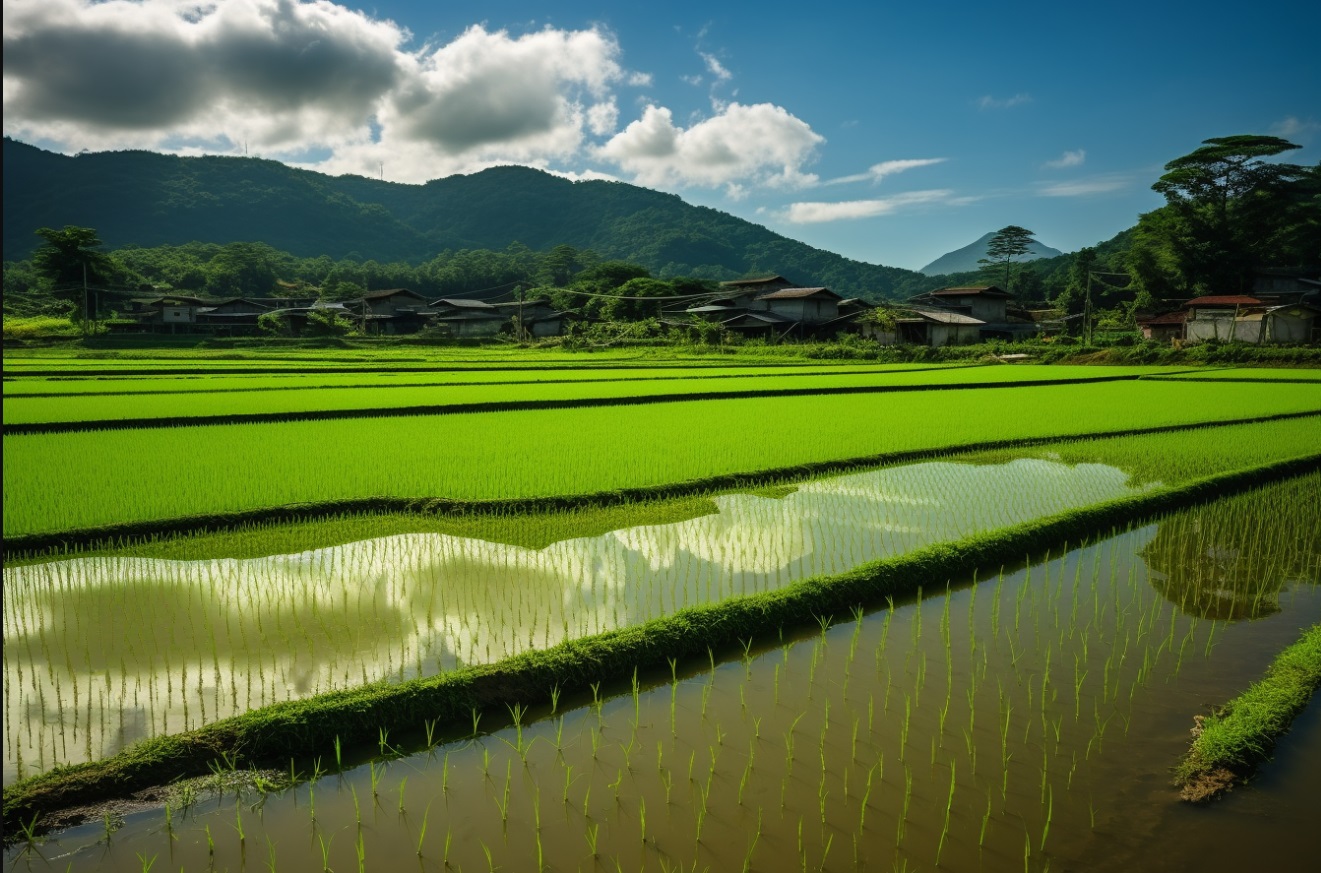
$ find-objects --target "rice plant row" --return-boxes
[1,363,966,398]
[1,365,1172,426]
[5,380,1319,535]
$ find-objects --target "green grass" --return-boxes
[5,380,1319,535]
[2,365,1174,425]
[1175,623,1321,801]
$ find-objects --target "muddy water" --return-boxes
[7,477,1318,873]
[3,459,1138,781]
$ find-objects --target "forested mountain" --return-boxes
[919,232,1063,276]
[2,138,917,299]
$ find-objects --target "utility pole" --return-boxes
[1085,271,1132,346]
[82,262,89,339]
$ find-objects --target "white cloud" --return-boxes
[1270,116,1320,141]
[781,190,955,223]
[826,157,947,185]
[598,102,824,191]
[2,1,826,193]
[700,52,732,82]
[1044,149,1086,169]
[2,2,642,183]
[977,93,1032,110]
[3,0,407,150]
[586,100,619,137]
[1037,177,1128,197]
[383,25,623,157]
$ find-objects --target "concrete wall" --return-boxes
[1186,315,1263,343]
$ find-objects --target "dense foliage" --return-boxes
[2,138,916,299]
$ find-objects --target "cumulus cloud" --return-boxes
[383,25,623,158]
[826,158,947,185]
[781,190,955,223]
[977,93,1032,110]
[598,102,824,191]
[3,0,406,148]
[2,1,826,191]
[1044,149,1086,169]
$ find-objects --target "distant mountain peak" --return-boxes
[920,232,1063,277]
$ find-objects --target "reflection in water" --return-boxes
[16,507,1321,873]
[1143,475,1321,620]
[3,459,1137,780]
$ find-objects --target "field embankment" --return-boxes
[1176,623,1321,802]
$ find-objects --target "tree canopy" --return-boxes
[1146,135,1315,292]
[978,225,1038,295]
[31,226,111,287]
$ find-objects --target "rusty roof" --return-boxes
[1139,311,1188,325]
[755,287,842,300]
[1184,295,1262,307]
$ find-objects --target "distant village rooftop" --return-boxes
[720,275,791,287]
[755,287,841,301]
[929,286,1011,298]
[1183,295,1262,307]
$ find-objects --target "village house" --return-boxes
[348,288,431,334]
[1182,295,1264,343]
[746,287,843,324]
[426,298,509,337]
[194,298,272,333]
[920,286,1011,323]
[1137,310,1188,342]
[491,298,567,338]
[686,278,850,338]
[894,309,985,347]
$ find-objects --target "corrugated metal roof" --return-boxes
[899,310,985,325]
[755,287,841,300]
[722,312,795,325]
[432,298,496,309]
[1184,295,1262,307]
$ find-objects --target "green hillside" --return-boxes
[2,139,917,299]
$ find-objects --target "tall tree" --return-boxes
[31,226,111,287]
[31,226,113,328]
[978,225,1037,294]
[1148,135,1308,292]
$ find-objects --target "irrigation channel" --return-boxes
[5,472,1319,872]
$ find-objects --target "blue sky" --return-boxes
[4,0,1318,271]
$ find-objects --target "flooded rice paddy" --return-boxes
[6,473,1319,872]
[4,459,1141,781]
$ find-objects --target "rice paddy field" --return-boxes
[3,350,1320,872]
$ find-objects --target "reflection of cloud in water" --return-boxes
[3,458,1135,780]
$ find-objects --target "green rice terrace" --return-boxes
[3,349,1320,873]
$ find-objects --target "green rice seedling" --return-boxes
[586,821,600,856]
[416,801,431,856]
